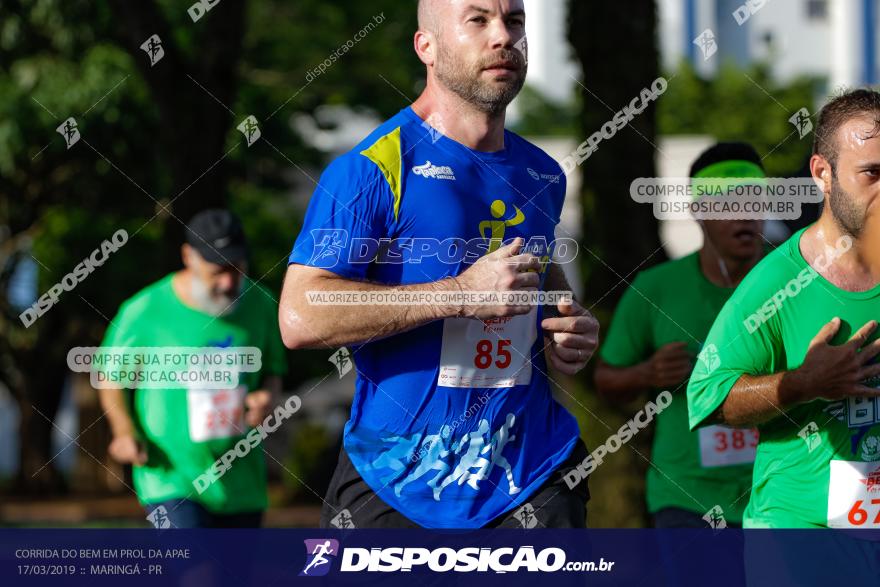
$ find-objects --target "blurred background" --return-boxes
[0,0,862,527]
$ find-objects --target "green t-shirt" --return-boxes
[99,274,288,514]
[600,252,755,522]
[688,227,880,528]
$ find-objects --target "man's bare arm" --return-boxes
[279,238,540,349]
[594,359,653,404]
[99,387,147,465]
[715,372,808,427]
[714,318,880,427]
[595,343,693,404]
[99,387,136,438]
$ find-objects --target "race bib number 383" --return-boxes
[437,311,536,388]
[828,460,880,528]
[698,425,759,467]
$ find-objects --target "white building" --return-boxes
[522,0,878,106]
[658,0,880,90]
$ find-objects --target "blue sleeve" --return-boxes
[288,153,394,280]
[554,165,567,224]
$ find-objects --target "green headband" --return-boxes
[691,159,767,199]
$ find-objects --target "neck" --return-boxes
[698,244,761,288]
[801,211,880,291]
[411,79,507,152]
[171,270,196,307]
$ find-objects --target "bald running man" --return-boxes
[280,0,599,529]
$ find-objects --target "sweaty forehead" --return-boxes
[834,115,880,159]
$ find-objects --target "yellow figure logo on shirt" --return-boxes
[479,199,525,254]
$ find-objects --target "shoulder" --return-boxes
[504,130,562,173]
[506,131,565,178]
[629,253,696,295]
[116,274,173,317]
[730,234,804,305]
[321,109,418,195]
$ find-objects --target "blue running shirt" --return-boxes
[289,107,581,528]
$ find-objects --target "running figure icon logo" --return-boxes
[139,34,164,66]
[513,503,538,528]
[299,539,340,577]
[56,117,80,149]
[478,199,525,254]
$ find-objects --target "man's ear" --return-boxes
[414,30,435,67]
[181,243,194,269]
[809,153,833,195]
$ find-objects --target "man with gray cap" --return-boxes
[98,209,287,528]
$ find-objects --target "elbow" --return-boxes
[278,302,319,350]
[280,328,308,351]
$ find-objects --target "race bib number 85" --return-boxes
[438,311,536,388]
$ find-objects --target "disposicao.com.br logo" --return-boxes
[299,540,615,575]
[300,539,339,577]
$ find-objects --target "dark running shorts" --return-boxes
[319,438,590,529]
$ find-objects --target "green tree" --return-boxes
[658,61,819,176]
[567,0,662,528]
[0,0,421,493]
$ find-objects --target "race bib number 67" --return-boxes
[828,460,880,528]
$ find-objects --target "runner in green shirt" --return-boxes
[98,210,288,528]
[688,89,880,528]
[595,143,765,527]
